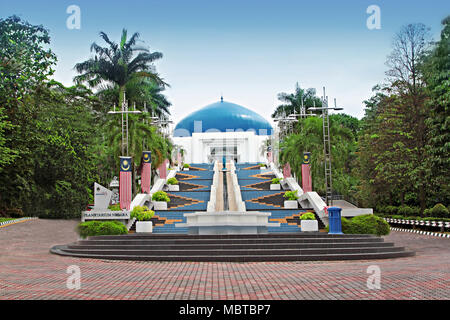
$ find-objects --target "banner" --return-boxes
[119,156,132,210]
[301,152,312,192]
[158,159,168,179]
[283,162,291,178]
[141,151,152,194]
[267,151,273,163]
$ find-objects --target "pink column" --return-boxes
[119,156,132,210]
[141,151,152,194]
[301,152,312,192]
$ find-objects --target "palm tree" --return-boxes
[279,116,355,196]
[272,83,322,119]
[105,112,173,195]
[74,29,167,108]
[97,78,171,118]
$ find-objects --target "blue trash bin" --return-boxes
[327,207,343,235]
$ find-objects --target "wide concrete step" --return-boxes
[87,233,375,240]
[62,246,406,256]
[50,246,416,262]
[68,241,394,250]
[77,237,385,246]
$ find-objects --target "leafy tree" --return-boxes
[279,115,357,198]
[422,16,450,205]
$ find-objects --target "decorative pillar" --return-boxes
[141,151,152,194]
[119,156,132,210]
[301,152,312,192]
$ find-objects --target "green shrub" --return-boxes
[152,191,170,202]
[283,190,298,201]
[423,217,450,222]
[300,212,316,220]
[404,216,420,220]
[130,205,155,221]
[350,215,390,236]
[391,215,404,219]
[385,206,398,214]
[108,203,121,211]
[325,215,390,236]
[130,205,146,219]
[325,217,352,233]
[271,178,281,184]
[398,206,414,216]
[431,203,449,218]
[183,163,190,168]
[77,221,128,238]
[167,177,179,185]
[137,211,154,221]
[5,208,25,218]
[423,208,431,217]
[259,163,266,167]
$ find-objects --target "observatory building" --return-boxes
[172,97,273,163]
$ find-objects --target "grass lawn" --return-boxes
[0,218,16,223]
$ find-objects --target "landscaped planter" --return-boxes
[260,166,267,170]
[153,201,168,210]
[168,185,179,192]
[284,200,298,209]
[270,184,281,190]
[136,221,153,233]
[183,168,190,171]
[301,220,318,232]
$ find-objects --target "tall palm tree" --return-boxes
[97,78,171,118]
[74,29,167,108]
[272,83,322,119]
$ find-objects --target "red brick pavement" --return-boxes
[0,219,449,300]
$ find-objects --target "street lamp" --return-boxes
[307,87,343,206]
[108,93,142,156]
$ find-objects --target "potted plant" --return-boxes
[183,163,190,171]
[300,212,318,232]
[131,206,155,233]
[270,178,282,190]
[259,163,267,170]
[283,190,298,209]
[152,191,170,210]
[167,177,179,191]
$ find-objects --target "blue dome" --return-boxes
[174,99,273,137]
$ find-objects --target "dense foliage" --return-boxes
[275,17,449,215]
[0,16,173,219]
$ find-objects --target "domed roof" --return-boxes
[174,98,273,137]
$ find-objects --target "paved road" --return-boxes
[0,219,449,300]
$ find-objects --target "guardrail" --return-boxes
[0,217,38,228]
[384,218,450,230]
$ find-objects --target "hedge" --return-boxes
[326,215,390,236]
[77,220,128,238]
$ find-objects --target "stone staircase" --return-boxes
[51,233,415,262]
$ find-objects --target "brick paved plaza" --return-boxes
[0,219,449,300]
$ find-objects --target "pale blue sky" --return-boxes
[1,0,449,125]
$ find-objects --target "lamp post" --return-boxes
[307,87,343,206]
[107,93,142,156]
